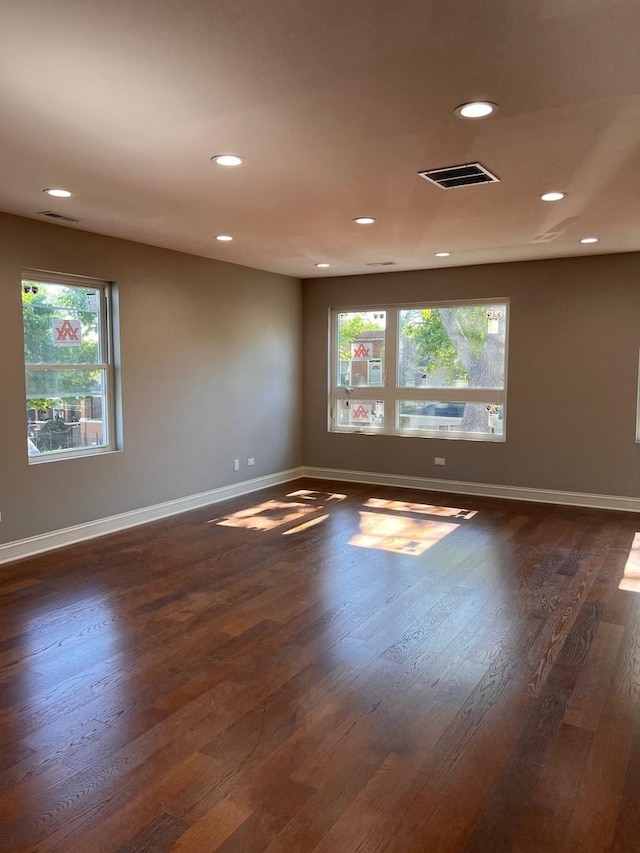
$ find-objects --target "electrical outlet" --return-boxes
[247,457,255,466]
[234,458,240,472]
[434,457,446,466]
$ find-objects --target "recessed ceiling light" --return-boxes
[211,154,244,167]
[215,234,233,241]
[315,263,330,268]
[454,101,497,119]
[353,217,376,225]
[44,188,72,198]
[580,237,598,244]
[435,252,451,257]
[540,191,567,202]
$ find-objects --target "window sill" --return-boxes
[28,447,121,465]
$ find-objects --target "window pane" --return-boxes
[23,281,102,366]
[337,311,385,387]
[337,399,384,430]
[398,304,506,389]
[25,368,105,399]
[398,401,504,436]
[26,370,108,455]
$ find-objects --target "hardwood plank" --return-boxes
[511,723,593,852]
[610,796,640,853]
[563,620,623,731]
[169,797,252,852]
[20,745,221,852]
[561,699,635,852]
[461,666,575,851]
[115,813,187,853]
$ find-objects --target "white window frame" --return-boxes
[329,298,509,441]
[23,269,116,463]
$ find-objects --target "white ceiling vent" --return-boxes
[418,162,500,189]
[37,210,80,223]
[366,261,397,267]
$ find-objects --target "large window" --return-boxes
[22,272,115,461]
[330,300,508,440]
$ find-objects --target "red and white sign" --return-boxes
[351,341,372,360]
[350,402,373,423]
[53,318,82,346]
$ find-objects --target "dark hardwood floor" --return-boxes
[2,478,640,852]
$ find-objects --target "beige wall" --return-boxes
[0,213,303,545]
[303,253,640,499]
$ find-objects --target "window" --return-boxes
[334,310,387,431]
[330,301,508,440]
[22,272,115,461]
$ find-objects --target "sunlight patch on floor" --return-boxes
[287,489,347,502]
[619,532,640,592]
[349,511,459,555]
[283,513,331,535]
[211,490,471,545]
[216,500,317,531]
[363,498,476,520]
[212,491,345,533]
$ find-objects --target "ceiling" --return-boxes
[1,0,640,279]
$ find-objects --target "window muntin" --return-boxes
[22,275,114,460]
[330,301,508,440]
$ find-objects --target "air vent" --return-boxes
[366,261,397,267]
[37,210,80,223]
[418,162,499,189]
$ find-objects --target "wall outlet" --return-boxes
[434,457,446,466]
[247,457,255,466]
[234,458,240,472]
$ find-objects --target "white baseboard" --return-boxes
[301,466,640,514]
[0,467,304,567]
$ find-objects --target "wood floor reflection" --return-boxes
[1,479,640,852]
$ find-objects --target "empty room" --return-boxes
[2,1,640,851]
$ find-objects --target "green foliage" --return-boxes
[23,281,102,405]
[338,314,383,360]
[36,416,71,451]
[449,306,489,358]
[23,282,99,364]
[399,306,489,383]
[29,398,54,410]
[400,308,458,381]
